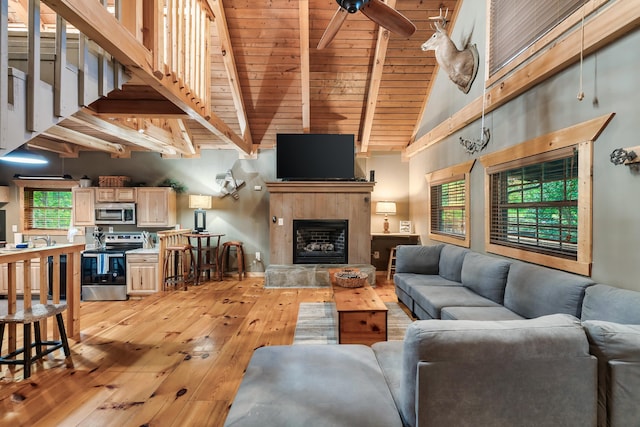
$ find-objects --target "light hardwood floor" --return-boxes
[0,275,401,427]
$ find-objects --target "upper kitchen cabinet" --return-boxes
[72,187,95,226]
[136,187,177,227]
[95,187,136,202]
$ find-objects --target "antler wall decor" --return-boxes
[421,9,479,93]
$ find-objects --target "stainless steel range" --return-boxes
[81,232,144,301]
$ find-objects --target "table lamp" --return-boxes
[376,201,396,234]
[189,195,212,233]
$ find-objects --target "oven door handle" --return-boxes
[82,253,125,259]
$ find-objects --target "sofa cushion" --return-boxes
[395,244,443,274]
[441,306,525,321]
[438,244,469,282]
[371,341,405,425]
[399,314,591,427]
[410,285,500,319]
[394,273,461,296]
[503,262,594,318]
[582,321,640,427]
[224,345,403,427]
[460,252,511,303]
[581,284,640,324]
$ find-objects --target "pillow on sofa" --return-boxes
[438,244,469,282]
[461,252,511,303]
[582,321,640,427]
[395,244,443,274]
[581,284,640,324]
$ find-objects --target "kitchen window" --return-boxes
[426,160,475,248]
[14,179,79,234]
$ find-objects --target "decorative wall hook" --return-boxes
[459,127,490,154]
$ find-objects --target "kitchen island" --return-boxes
[0,243,85,355]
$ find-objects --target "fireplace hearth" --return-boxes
[293,220,348,264]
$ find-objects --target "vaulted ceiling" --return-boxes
[8,0,461,158]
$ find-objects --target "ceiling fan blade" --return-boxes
[361,0,416,38]
[317,7,349,49]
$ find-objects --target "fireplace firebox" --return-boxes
[293,219,348,264]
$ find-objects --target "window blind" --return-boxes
[489,151,578,259]
[24,188,73,230]
[431,179,466,238]
[489,0,584,75]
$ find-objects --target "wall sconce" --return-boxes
[376,201,397,234]
[188,195,212,233]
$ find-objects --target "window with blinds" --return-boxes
[489,150,578,259]
[24,189,73,230]
[431,179,466,239]
[489,0,584,75]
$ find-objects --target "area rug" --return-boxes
[293,302,413,344]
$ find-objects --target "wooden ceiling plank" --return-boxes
[91,98,189,117]
[27,138,79,157]
[169,118,197,155]
[42,125,126,154]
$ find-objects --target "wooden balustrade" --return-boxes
[0,243,84,357]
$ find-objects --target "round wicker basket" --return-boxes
[334,271,368,288]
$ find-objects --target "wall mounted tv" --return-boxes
[276,133,356,181]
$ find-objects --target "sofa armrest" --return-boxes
[415,357,597,427]
[395,244,443,274]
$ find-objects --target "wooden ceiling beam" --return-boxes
[27,137,79,157]
[168,119,197,156]
[359,0,394,154]
[41,0,251,154]
[209,0,253,147]
[90,98,188,117]
[299,0,310,133]
[68,111,178,155]
[42,124,126,154]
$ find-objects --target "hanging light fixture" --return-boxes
[0,145,48,165]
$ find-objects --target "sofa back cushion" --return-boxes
[582,321,640,427]
[438,244,469,282]
[581,284,640,324]
[399,314,590,427]
[503,262,594,318]
[461,253,511,303]
[395,244,443,274]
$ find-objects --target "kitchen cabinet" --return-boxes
[72,187,95,226]
[95,187,136,202]
[126,253,159,295]
[0,259,41,295]
[136,187,177,227]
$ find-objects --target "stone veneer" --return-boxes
[265,264,376,288]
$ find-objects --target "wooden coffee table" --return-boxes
[331,282,388,346]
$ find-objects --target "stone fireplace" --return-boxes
[293,219,348,264]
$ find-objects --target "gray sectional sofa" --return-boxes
[224,243,640,427]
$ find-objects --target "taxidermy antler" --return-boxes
[421,9,479,93]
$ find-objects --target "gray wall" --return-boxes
[410,1,640,291]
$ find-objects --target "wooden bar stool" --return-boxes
[220,241,245,280]
[387,246,397,280]
[0,303,71,380]
[163,244,196,290]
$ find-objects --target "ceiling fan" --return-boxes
[317,0,416,49]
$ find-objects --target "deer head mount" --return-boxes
[421,11,479,94]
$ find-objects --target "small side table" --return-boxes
[186,233,224,284]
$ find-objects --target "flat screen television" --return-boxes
[276,133,355,181]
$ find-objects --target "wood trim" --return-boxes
[405,0,639,158]
[480,114,614,275]
[479,113,614,168]
[266,181,375,194]
[425,159,475,248]
[298,0,310,133]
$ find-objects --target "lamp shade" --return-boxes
[189,194,212,209]
[375,201,397,215]
[0,186,9,203]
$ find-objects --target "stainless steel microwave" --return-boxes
[94,203,136,225]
